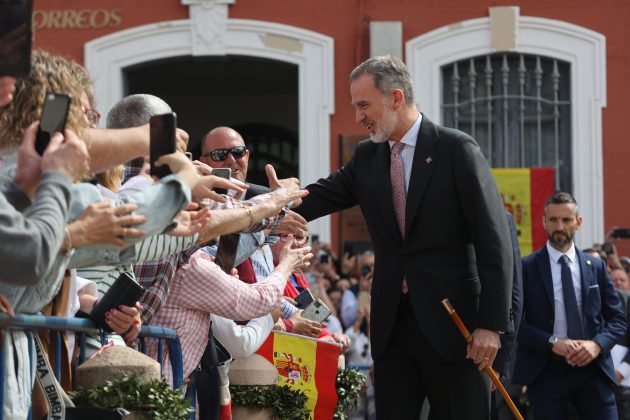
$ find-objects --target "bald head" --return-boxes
[200,126,250,181]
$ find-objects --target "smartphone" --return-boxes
[215,233,239,274]
[35,92,71,155]
[90,272,145,332]
[319,253,330,264]
[149,112,177,178]
[212,167,231,195]
[302,299,332,323]
[295,288,315,309]
[611,228,630,239]
[0,0,32,77]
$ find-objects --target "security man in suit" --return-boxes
[513,192,627,420]
[296,55,514,419]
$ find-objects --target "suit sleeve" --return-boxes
[592,259,627,352]
[295,144,360,222]
[494,212,524,375]
[452,136,514,332]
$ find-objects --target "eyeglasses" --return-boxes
[280,234,309,246]
[84,109,100,127]
[202,146,247,162]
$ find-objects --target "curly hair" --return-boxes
[0,50,93,149]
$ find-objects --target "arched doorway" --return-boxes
[85,16,335,240]
[125,55,298,185]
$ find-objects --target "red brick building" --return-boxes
[32,0,630,255]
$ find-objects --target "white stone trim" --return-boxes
[405,14,606,248]
[85,18,335,241]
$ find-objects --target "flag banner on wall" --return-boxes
[492,168,555,256]
[256,331,339,419]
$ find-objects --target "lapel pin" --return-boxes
[425,156,433,165]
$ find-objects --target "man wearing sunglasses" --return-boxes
[200,127,250,183]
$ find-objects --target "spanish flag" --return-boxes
[256,331,339,419]
[492,168,555,256]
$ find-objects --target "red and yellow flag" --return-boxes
[256,331,339,419]
[492,168,555,255]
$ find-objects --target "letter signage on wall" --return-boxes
[32,9,122,30]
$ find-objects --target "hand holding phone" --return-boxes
[150,113,177,178]
[36,92,71,155]
[90,272,145,332]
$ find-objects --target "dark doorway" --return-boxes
[124,55,299,185]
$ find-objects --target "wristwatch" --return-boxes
[548,335,558,349]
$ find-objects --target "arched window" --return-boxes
[406,12,606,246]
[441,53,571,190]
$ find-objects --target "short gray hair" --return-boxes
[106,94,172,129]
[350,55,415,105]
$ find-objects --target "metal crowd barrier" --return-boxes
[0,313,185,420]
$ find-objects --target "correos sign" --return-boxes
[33,9,122,30]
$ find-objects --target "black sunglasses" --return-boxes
[203,146,247,162]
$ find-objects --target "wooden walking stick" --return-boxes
[441,299,524,420]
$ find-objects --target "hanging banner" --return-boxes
[492,168,555,255]
[256,331,339,419]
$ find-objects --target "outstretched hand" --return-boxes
[265,164,302,206]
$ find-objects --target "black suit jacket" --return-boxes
[244,183,270,200]
[512,246,627,385]
[296,115,514,361]
[493,212,524,379]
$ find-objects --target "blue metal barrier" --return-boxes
[0,313,185,420]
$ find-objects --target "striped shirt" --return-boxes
[147,250,289,384]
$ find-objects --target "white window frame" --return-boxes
[84,17,335,241]
[406,13,606,248]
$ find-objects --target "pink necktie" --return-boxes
[391,142,408,294]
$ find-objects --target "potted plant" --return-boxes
[70,375,193,420]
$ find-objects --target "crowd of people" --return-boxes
[3,40,630,420]
[0,50,368,420]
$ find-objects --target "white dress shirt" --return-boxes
[388,113,422,193]
[546,242,583,339]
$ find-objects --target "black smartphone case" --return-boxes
[149,113,177,178]
[215,233,239,274]
[90,272,145,332]
[295,288,314,309]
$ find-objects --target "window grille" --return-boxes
[442,53,571,190]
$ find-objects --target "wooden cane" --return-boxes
[441,299,524,420]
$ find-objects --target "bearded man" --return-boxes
[513,191,626,420]
[295,55,514,419]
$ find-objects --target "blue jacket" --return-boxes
[512,245,627,385]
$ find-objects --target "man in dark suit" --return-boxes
[512,192,626,420]
[492,212,525,419]
[295,55,514,419]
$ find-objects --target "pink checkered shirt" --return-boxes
[147,250,288,384]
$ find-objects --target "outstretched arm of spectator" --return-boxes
[83,125,189,174]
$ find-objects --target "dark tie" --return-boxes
[390,142,408,294]
[559,255,583,339]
